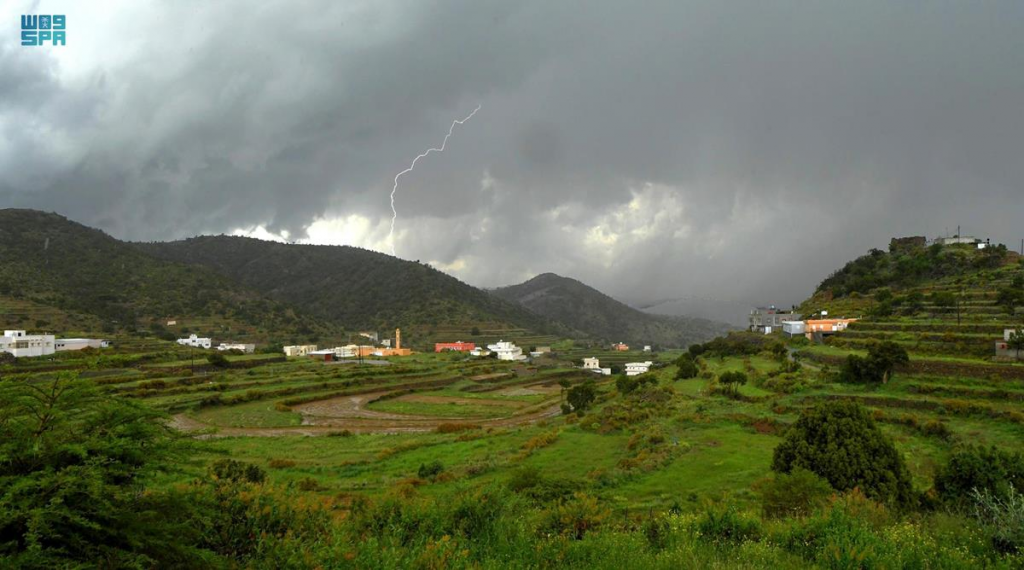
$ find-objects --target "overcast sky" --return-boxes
[3,1,1023,322]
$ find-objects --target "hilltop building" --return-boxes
[1,330,56,358]
[217,343,255,353]
[435,341,475,353]
[613,342,629,351]
[749,306,801,334]
[995,329,1023,360]
[177,334,211,349]
[284,344,317,357]
[625,361,654,376]
[487,340,526,361]
[55,338,110,351]
[582,357,600,369]
[469,347,491,357]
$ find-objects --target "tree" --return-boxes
[207,352,230,368]
[687,343,706,358]
[718,371,747,394]
[838,341,909,384]
[0,374,210,567]
[674,354,698,380]
[471,326,481,336]
[757,467,834,519]
[772,400,915,508]
[934,445,1024,506]
[566,380,597,413]
[930,291,956,314]
[1008,327,1024,361]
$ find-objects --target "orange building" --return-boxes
[435,341,475,353]
[375,328,412,357]
[613,342,629,351]
[804,318,858,337]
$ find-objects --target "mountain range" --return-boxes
[0,209,731,347]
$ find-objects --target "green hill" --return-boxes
[0,209,335,341]
[136,236,573,338]
[491,272,733,348]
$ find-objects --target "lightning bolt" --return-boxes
[388,105,481,256]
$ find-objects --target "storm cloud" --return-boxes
[2,1,1023,323]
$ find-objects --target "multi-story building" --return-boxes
[177,334,212,349]
[749,306,801,334]
[487,340,526,361]
[1,330,56,358]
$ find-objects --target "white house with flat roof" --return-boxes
[487,340,526,361]
[582,357,600,370]
[217,342,255,353]
[55,338,109,352]
[625,361,654,376]
[177,334,211,349]
[283,345,317,357]
[2,330,56,358]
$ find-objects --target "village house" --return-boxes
[582,357,600,370]
[217,343,255,353]
[283,344,317,357]
[307,349,337,362]
[782,321,806,337]
[995,329,1023,359]
[1,330,56,358]
[487,340,526,361]
[749,306,802,334]
[177,334,212,349]
[469,347,491,357]
[435,341,475,353]
[625,361,654,376]
[612,342,629,351]
[55,338,110,351]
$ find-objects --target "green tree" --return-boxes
[838,341,909,384]
[0,374,210,567]
[934,445,1024,506]
[566,381,597,413]
[1007,327,1024,361]
[207,352,230,368]
[674,354,699,380]
[718,371,748,394]
[772,400,915,508]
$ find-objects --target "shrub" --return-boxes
[695,503,761,543]
[210,459,266,484]
[935,445,1024,506]
[757,467,834,518]
[435,423,482,434]
[971,485,1024,554]
[718,371,748,394]
[267,458,297,469]
[540,492,609,540]
[772,400,915,509]
[417,461,445,480]
[206,353,230,368]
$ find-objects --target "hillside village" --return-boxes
[4,223,1024,568]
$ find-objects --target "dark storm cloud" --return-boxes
[2,1,1023,317]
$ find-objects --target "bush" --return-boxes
[207,352,230,368]
[540,492,609,540]
[718,371,748,394]
[971,485,1024,554]
[772,400,915,509]
[695,503,761,543]
[935,445,1024,506]
[417,460,445,480]
[757,467,834,518]
[210,459,267,484]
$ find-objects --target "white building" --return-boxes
[487,340,526,361]
[55,338,109,352]
[582,357,600,370]
[337,344,359,358]
[625,361,654,376]
[283,344,317,357]
[1,330,56,358]
[782,321,806,337]
[217,343,255,353]
[177,334,212,349]
[469,347,491,357]
[643,345,652,352]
